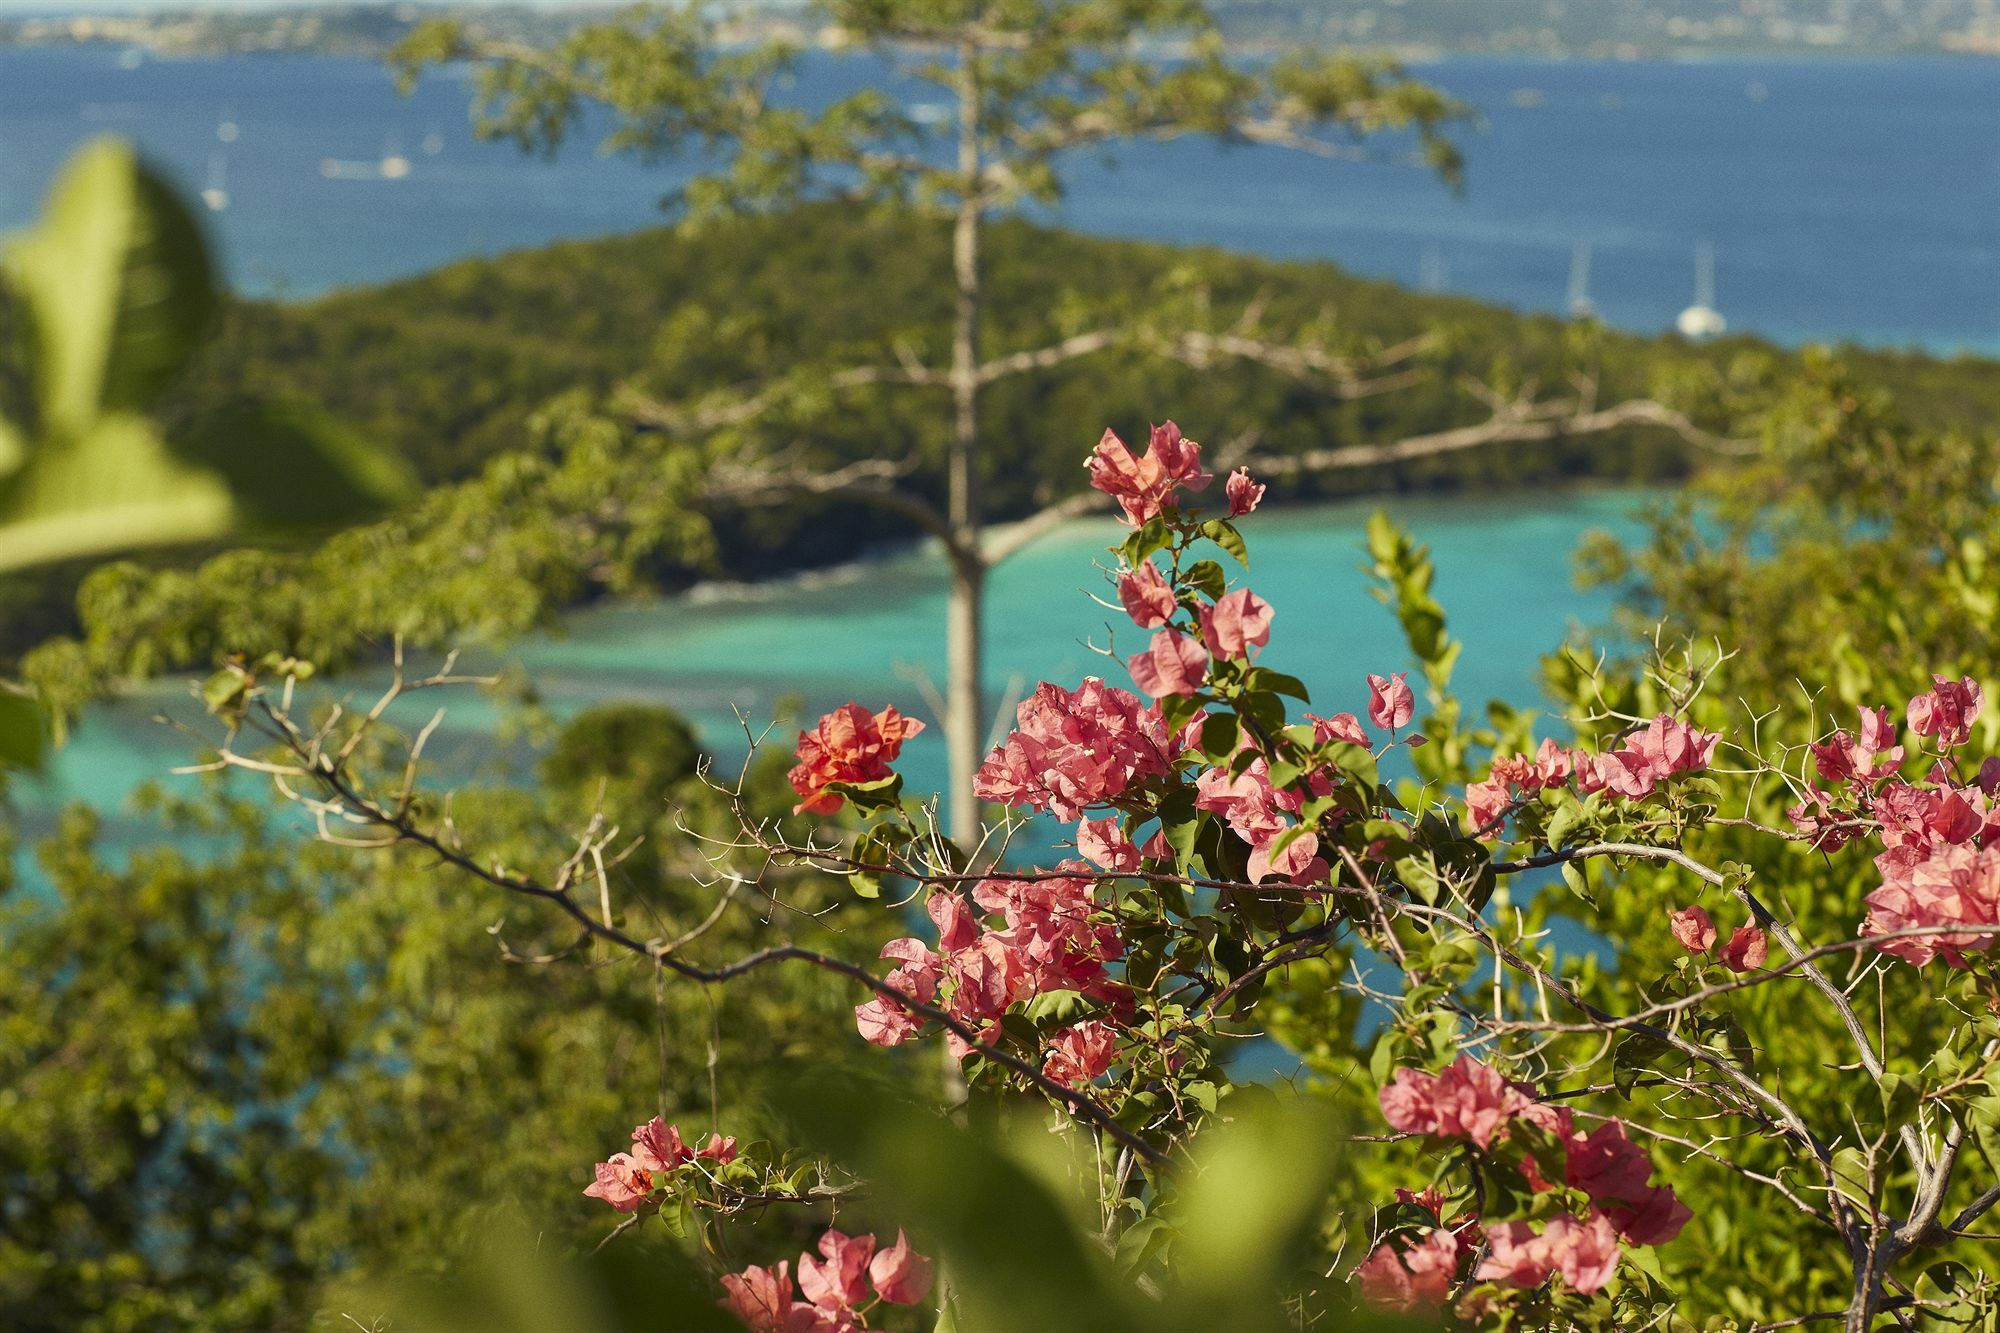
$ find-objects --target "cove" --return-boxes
[16,486,1659,850]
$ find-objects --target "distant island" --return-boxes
[4,0,1998,59]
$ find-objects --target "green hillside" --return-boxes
[7,202,1997,657]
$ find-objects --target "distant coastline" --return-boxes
[4,1,1997,62]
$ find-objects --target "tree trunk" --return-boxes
[944,34,985,850]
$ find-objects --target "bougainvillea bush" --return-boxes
[217,420,2000,1332]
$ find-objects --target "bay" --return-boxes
[0,47,1993,350]
[16,487,1654,847]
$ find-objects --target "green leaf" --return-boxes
[0,692,46,770]
[0,412,234,574]
[0,416,23,481]
[1199,519,1249,568]
[2,136,216,438]
[1242,667,1310,703]
[822,773,904,813]
[1112,1213,1175,1278]
[1182,559,1227,600]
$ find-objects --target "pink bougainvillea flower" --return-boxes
[854,939,943,1047]
[1570,714,1719,803]
[582,1153,654,1212]
[1367,672,1416,731]
[1193,758,1330,886]
[1602,1181,1693,1247]
[1464,776,1512,838]
[1474,1220,1554,1289]
[1464,739,1586,837]
[1564,1120,1652,1199]
[1814,706,1905,785]
[1668,904,1717,955]
[1128,630,1210,698]
[975,679,1172,819]
[1225,467,1266,517]
[718,1261,806,1333]
[1909,674,1984,747]
[1043,1019,1120,1087]
[698,1134,739,1164]
[1543,1212,1623,1294]
[1865,840,2000,967]
[1624,713,1720,779]
[1353,1227,1461,1311]
[1117,560,1177,628]
[869,1230,935,1306]
[1307,711,1369,747]
[788,703,925,815]
[798,1229,876,1317]
[854,995,924,1047]
[1477,1214,1621,1295]
[1718,925,1768,973]
[1378,1055,1533,1150]
[1086,421,1212,525]
[927,891,980,954]
[630,1117,692,1173]
[969,864,1123,1001]
[1198,588,1274,660]
[1076,816,1142,873]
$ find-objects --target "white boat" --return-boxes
[379,133,412,179]
[318,136,414,182]
[1675,242,1726,340]
[200,151,228,212]
[1567,240,1596,320]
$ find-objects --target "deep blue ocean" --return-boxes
[0,45,1994,350]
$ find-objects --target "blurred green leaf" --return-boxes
[1,135,216,438]
[0,411,233,573]
[0,691,46,770]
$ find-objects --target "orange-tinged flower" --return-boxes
[788,703,924,815]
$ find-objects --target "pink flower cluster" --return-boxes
[974,680,1173,819]
[1785,683,2000,967]
[1225,467,1265,516]
[1909,674,1984,748]
[1867,840,2000,968]
[1353,1223,1463,1312]
[1810,705,1905,787]
[1667,904,1768,972]
[582,1117,739,1212]
[1128,630,1210,699]
[1195,755,1331,885]
[855,871,1123,1068]
[1085,421,1212,525]
[720,1228,933,1333]
[1367,673,1415,731]
[1465,716,1720,838]
[1363,1056,1689,1303]
[788,703,925,816]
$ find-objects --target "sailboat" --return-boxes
[379,133,412,180]
[319,134,415,182]
[1567,240,1595,320]
[201,151,229,212]
[1675,242,1726,340]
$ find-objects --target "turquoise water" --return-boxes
[16,487,1655,847]
[0,48,1994,350]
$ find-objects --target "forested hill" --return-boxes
[7,202,1998,652]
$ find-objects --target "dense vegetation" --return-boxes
[8,200,2000,671]
[8,88,2000,1325]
